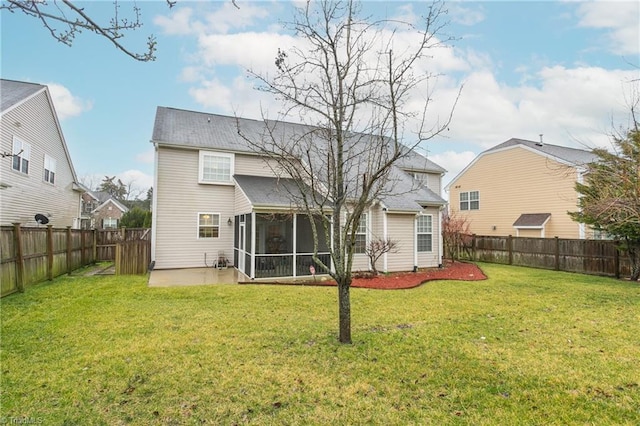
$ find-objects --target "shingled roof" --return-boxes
[1,79,46,113]
[486,138,598,166]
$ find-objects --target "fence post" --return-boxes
[80,230,86,266]
[555,236,560,271]
[614,242,620,279]
[92,229,97,263]
[12,223,25,292]
[508,235,513,265]
[66,226,72,274]
[472,234,477,260]
[47,225,54,280]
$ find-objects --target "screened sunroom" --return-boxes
[233,212,331,279]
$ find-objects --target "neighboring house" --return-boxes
[151,106,447,279]
[0,79,82,228]
[80,189,129,229]
[445,138,599,239]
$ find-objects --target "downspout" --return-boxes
[438,206,444,267]
[414,214,418,271]
[382,205,388,272]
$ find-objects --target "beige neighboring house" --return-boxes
[0,79,82,228]
[151,107,448,279]
[446,138,599,239]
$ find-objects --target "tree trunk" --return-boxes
[628,244,640,281]
[337,280,352,344]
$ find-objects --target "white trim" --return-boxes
[250,212,256,279]
[438,207,444,265]
[416,214,434,253]
[293,213,298,278]
[198,150,234,185]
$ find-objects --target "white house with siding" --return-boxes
[0,79,82,228]
[151,106,447,279]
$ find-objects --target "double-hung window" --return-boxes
[44,154,56,184]
[354,213,367,254]
[417,215,433,252]
[460,191,479,211]
[199,151,233,184]
[12,137,30,174]
[198,213,220,238]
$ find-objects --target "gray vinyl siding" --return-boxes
[154,146,235,269]
[0,90,80,227]
[234,185,252,214]
[386,213,415,272]
[426,173,442,197]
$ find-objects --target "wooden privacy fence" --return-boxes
[1,225,151,297]
[115,239,151,275]
[448,234,632,279]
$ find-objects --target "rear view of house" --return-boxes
[151,107,448,279]
[0,79,82,228]
[446,138,599,239]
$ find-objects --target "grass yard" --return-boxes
[1,263,639,425]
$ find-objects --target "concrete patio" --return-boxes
[148,267,244,287]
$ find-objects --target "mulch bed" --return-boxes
[246,261,486,290]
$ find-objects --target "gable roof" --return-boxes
[152,107,446,211]
[93,197,129,214]
[445,138,599,191]
[0,79,46,114]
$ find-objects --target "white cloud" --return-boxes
[135,149,155,164]
[449,3,485,26]
[47,83,92,120]
[431,150,477,189]
[118,169,154,196]
[575,1,640,55]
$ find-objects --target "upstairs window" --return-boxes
[12,137,30,174]
[44,154,56,184]
[460,191,479,211]
[411,172,429,188]
[198,213,220,238]
[417,215,433,252]
[199,151,233,184]
[354,213,368,254]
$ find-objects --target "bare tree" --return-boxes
[239,0,459,343]
[442,211,472,261]
[1,0,177,61]
[365,238,398,275]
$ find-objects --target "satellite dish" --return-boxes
[35,213,49,225]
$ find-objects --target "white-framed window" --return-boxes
[44,154,56,184]
[198,213,220,238]
[199,151,234,184]
[12,137,31,174]
[460,191,479,211]
[417,215,433,252]
[354,213,368,254]
[103,218,118,229]
[411,172,429,188]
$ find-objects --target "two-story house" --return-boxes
[80,189,129,229]
[446,138,599,239]
[151,107,448,279]
[1,79,82,227]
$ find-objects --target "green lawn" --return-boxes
[1,263,639,425]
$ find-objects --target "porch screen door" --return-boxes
[238,223,245,271]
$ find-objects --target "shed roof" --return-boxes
[513,213,552,228]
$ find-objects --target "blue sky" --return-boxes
[2,1,639,198]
